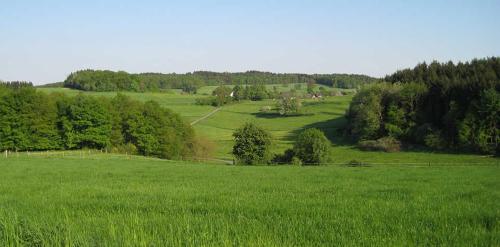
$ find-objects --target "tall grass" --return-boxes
[0,156,498,246]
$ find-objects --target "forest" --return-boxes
[4,57,499,158]
[63,70,377,93]
[346,57,500,155]
[0,83,198,159]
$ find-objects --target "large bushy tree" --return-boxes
[293,128,331,164]
[276,96,301,116]
[57,94,112,149]
[232,123,272,165]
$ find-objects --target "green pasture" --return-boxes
[0,156,498,246]
[37,87,499,165]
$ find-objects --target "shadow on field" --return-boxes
[285,116,353,146]
[251,112,314,119]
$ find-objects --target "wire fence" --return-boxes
[1,150,498,167]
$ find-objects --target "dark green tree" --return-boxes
[57,94,112,149]
[232,123,272,165]
[293,128,331,164]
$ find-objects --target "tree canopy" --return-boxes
[62,70,377,93]
[347,57,500,155]
[0,84,198,159]
[232,123,273,165]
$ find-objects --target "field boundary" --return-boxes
[1,151,498,167]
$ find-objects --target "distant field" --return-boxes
[37,87,500,165]
[0,156,498,246]
[38,87,353,158]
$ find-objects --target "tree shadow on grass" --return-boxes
[284,116,355,146]
[251,112,314,119]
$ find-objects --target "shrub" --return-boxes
[272,148,294,164]
[424,131,447,150]
[276,96,301,116]
[291,156,302,166]
[195,97,215,106]
[293,128,331,165]
[260,106,272,112]
[232,123,272,165]
[111,143,138,154]
[358,136,401,152]
[190,135,216,160]
[346,159,369,167]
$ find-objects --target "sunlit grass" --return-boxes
[0,156,498,246]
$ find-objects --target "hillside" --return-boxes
[37,86,498,165]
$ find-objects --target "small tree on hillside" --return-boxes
[232,123,272,165]
[307,80,316,94]
[212,85,232,106]
[232,85,243,101]
[276,96,301,116]
[293,128,331,165]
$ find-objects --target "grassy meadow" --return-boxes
[0,155,499,246]
[38,87,499,165]
[0,86,497,246]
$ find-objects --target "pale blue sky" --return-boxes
[1,0,499,84]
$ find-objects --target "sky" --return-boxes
[1,0,499,85]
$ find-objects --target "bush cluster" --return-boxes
[357,137,401,152]
[233,124,331,165]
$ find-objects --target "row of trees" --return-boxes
[232,123,331,165]
[315,74,377,89]
[63,70,376,93]
[346,57,499,155]
[0,84,200,159]
[196,84,272,106]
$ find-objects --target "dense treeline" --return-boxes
[63,70,377,93]
[196,83,271,106]
[0,84,198,159]
[315,74,376,89]
[0,81,33,88]
[347,57,500,155]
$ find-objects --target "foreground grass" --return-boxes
[0,156,498,246]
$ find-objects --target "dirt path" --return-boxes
[190,107,222,126]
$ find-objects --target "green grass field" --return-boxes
[0,155,498,246]
[2,87,499,246]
